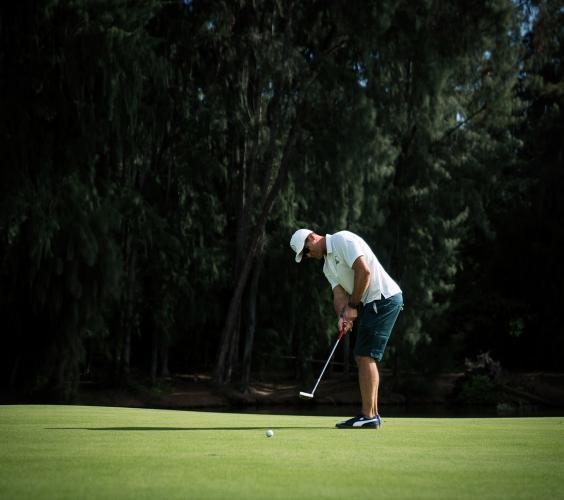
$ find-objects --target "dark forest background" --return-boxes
[1,0,562,402]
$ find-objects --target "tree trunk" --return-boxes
[160,341,169,378]
[150,330,170,385]
[123,317,131,383]
[117,232,136,385]
[241,250,264,390]
[225,318,240,383]
[295,323,306,381]
[150,329,158,386]
[9,356,20,389]
[214,120,301,384]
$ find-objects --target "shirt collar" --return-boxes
[325,234,333,255]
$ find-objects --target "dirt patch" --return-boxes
[73,371,564,412]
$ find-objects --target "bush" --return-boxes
[457,374,499,405]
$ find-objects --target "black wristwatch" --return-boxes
[348,301,362,311]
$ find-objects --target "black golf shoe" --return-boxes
[335,414,382,429]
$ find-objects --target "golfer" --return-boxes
[290,229,403,428]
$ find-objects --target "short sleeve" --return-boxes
[336,234,364,268]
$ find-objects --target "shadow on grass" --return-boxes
[46,426,335,431]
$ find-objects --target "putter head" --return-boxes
[299,391,314,400]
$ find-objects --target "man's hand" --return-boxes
[338,315,351,333]
[342,304,358,323]
[339,304,358,333]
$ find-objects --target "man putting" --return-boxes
[290,229,403,429]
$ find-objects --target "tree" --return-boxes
[0,0,539,402]
[0,0,185,397]
[445,0,564,370]
[183,1,353,385]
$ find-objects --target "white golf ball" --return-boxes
[265,429,274,438]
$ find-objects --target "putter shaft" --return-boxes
[299,328,345,399]
[309,335,342,396]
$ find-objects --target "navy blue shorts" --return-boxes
[353,293,403,362]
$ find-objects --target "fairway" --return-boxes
[1,405,563,499]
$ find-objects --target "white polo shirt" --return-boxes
[323,231,402,304]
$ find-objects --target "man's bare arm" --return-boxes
[350,255,371,305]
[332,285,349,317]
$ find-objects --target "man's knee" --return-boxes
[355,355,376,366]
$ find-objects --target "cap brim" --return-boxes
[295,252,303,263]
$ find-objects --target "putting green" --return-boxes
[1,405,563,499]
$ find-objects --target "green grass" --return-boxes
[1,405,563,499]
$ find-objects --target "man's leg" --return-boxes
[356,355,379,417]
[335,355,381,428]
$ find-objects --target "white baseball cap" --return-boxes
[290,228,312,263]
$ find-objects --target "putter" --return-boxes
[299,326,346,400]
